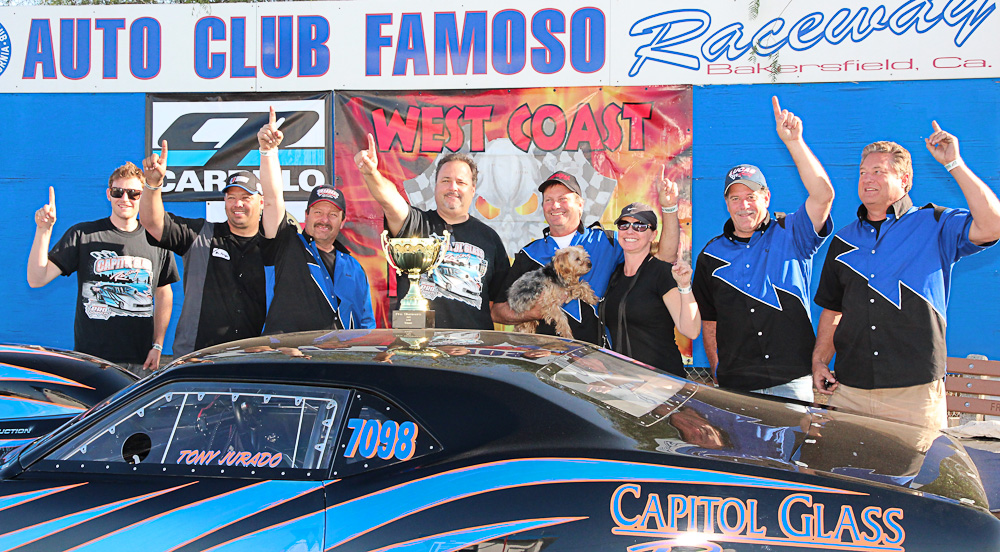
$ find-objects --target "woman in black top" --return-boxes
[601,203,701,377]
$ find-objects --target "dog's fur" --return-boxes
[508,246,598,339]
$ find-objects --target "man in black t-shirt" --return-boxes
[355,134,509,329]
[140,108,287,356]
[28,162,179,372]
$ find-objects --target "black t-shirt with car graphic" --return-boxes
[48,218,179,364]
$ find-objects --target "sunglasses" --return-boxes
[617,221,652,232]
[110,187,142,200]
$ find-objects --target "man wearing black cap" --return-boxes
[692,96,834,401]
[262,180,375,333]
[140,108,286,356]
[491,169,680,345]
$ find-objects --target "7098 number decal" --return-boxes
[344,418,418,461]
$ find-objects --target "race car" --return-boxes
[88,283,153,312]
[0,329,996,551]
[0,344,137,457]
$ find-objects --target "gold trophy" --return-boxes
[381,230,450,328]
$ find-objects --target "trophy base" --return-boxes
[392,309,435,329]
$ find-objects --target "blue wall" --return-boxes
[1,80,998,363]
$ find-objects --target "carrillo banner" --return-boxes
[0,0,996,92]
[333,86,693,353]
[145,93,332,201]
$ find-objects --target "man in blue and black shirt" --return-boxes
[812,122,1000,429]
[693,97,834,402]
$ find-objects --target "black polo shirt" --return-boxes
[693,205,831,390]
[147,213,266,355]
[814,196,993,389]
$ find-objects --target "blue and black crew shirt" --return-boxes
[693,204,831,391]
[814,195,994,389]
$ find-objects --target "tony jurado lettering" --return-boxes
[610,484,905,550]
[176,449,283,468]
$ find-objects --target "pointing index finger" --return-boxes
[931,120,942,133]
[269,106,276,127]
[771,96,781,118]
[48,186,55,207]
[367,133,376,152]
[160,140,168,162]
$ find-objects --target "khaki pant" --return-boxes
[828,379,947,430]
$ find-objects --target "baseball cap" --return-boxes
[614,202,658,229]
[308,185,346,212]
[538,171,583,196]
[724,164,768,195]
[224,171,262,195]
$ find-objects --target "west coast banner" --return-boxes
[334,86,693,357]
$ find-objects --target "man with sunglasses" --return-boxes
[491,170,680,345]
[28,162,179,375]
[139,108,287,356]
[692,97,834,402]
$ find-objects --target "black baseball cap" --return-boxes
[224,171,262,195]
[308,185,346,212]
[538,171,583,196]
[614,202,658,229]
[724,164,768,195]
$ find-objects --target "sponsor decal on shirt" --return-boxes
[83,251,154,320]
[212,247,231,261]
[420,239,488,308]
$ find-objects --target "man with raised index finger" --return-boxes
[692,96,834,402]
[28,164,179,374]
[140,106,286,356]
[812,121,1000,429]
[261,137,375,333]
[355,134,509,330]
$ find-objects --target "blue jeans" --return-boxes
[754,375,814,403]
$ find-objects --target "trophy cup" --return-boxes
[381,230,450,328]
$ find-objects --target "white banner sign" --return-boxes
[0,0,996,92]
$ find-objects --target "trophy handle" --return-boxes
[427,230,451,273]
[380,230,403,276]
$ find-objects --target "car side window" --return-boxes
[45,382,349,475]
[332,390,440,477]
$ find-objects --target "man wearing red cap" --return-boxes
[491,170,680,345]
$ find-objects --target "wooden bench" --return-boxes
[946,356,1000,420]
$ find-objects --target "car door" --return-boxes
[0,381,348,552]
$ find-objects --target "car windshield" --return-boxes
[536,349,695,426]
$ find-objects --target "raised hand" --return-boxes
[354,133,379,176]
[924,120,960,166]
[142,140,168,187]
[34,186,57,230]
[656,166,678,211]
[772,96,802,143]
[671,260,693,288]
[258,106,284,151]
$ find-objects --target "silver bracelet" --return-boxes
[944,158,963,172]
[661,205,678,214]
[151,343,163,352]
[143,181,162,191]
[260,149,277,157]
[677,285,692,294]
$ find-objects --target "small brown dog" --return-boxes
[507,246,598,339]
